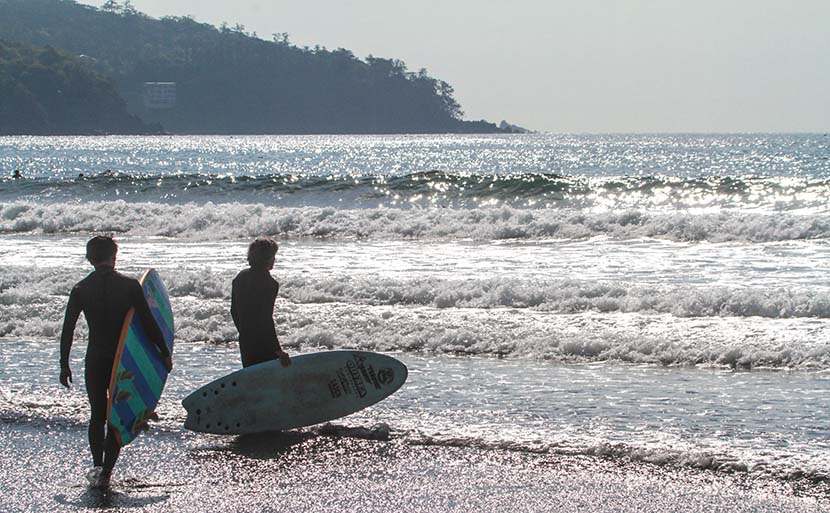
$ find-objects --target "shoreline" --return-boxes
[2,422,827,512]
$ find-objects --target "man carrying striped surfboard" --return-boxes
[59,236,173,487]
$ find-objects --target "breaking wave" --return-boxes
[4,266,830,319]
[2,201,829,242]
[3,172,830,212]
[3,266,829,370]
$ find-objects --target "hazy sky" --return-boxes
[78,0,829,133]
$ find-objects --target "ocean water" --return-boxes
[1,134,829,509]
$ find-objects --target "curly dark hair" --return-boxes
[247,236,279,269]
[86,235,118,265]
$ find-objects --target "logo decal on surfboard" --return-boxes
[345,359,367,398]
[377,368,395,385]
[327,355,399,399]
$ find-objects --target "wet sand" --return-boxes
[1,422,827,513]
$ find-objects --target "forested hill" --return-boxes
[0,0,506,134]
[0,40,158,135]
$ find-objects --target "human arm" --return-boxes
[270,281,291,367]
[230,279,241,330]
[59,286,82,388]
[277,348,291,367]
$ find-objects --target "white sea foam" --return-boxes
[281,275,830,318]
[5,305,829,370]
[4,266,830,320]
[407,433,830,484]
[4,265,829,369]
[1,201,829,242]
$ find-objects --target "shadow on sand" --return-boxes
[228,430,316,460]
[193,422,393,461]
[54,486,169,509]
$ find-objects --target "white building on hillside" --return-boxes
[143,82,176,109]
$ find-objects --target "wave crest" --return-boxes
[2,201,829,242]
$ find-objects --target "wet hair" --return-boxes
[247,236,279,269]
[86,235,118,265]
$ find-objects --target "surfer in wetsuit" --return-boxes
[59,236,173,487]
[231,236,291,368]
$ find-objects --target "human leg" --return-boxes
[84,364,109,467]
[85,361,121,481]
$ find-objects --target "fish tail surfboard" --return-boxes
[182,351,407,435]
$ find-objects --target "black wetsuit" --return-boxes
[230,268,282,368]
[60,266,169,470]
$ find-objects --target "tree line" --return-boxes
[0,0,506,134]
[0,39,157,135]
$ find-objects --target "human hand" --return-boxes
[277,350,291,367]
[60,367,73,388]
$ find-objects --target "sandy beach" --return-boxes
[1,420,827,513]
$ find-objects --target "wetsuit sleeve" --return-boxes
[270,280,281,351]
[131,282,171,358]
[59,285,82,369]
[230,279,240,331]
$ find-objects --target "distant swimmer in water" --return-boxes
[12,169,22,179]
[231,236,291,369]
[102,169,113,176]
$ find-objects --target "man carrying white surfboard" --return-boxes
[182,236,408,436]
[59,236,173,487]
[231,236,291,368]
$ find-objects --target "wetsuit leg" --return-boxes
[84,363,119,470]
[85,364,107,467]
[102,428,121,472]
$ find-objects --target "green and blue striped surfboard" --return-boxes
[107,269,174,447]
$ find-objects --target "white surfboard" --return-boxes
[182,351,407,434]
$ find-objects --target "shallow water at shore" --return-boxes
[3,342,830,488]
[2,420,828,513]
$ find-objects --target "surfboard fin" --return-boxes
[118,369,135,382]
[131,409,159,434]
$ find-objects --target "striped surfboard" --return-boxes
[106,269,174,447]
